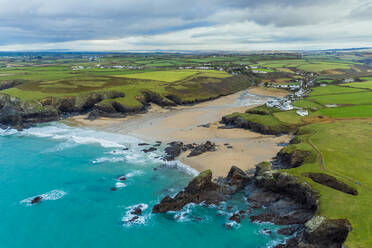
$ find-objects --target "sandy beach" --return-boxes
[67,87,290,177]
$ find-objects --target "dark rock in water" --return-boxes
[187,141,216,157]
[163,141,184,161]
[239,210,246,216]
[130,206,142,216]
[229,214,241,223]
[117,176,127,181]
[191,216,202,222]
[138,143,150,146]
[153,167,158,171]
[152,170,225,213]
[274,237,298,248]
[142,147,157,153]
[224,223,233,229]
[122,148,129,151]
[111,187,117,191]
[250,211,313,225]
[31,196,43,204]
[261,228,272,235]
[277,226,299,236]
[250,202,262,208]
[153,144,161,147]
[304,172,358,196]
[156,141,162,144]
[128,216,139,222]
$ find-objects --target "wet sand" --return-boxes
[67,87,290,177]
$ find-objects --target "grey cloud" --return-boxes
[0,0,370,49]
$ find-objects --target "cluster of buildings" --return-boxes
[71,64,143,70]
[265,74,316,116]
[178,66,224,71]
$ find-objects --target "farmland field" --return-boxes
[284,121,372,248]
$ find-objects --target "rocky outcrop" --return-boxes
[152,166,251,213]
[276,149,312,168]
[187,141,216,157]
[276,216,352,248]
[304,172,358,196]
[142,90,176,107]
[53,91,125,114]
[31,196,43,204]
[0,94,59,129]
[163,141,185,161]
[253,168,318,211]
[225,165,250,191]
[301,216,351,248]
[152,170,224,213]
[250,163,352,248]
[221,114,290,135]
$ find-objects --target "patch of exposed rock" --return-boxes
[249,162,351,248]
[221,114,290,135]
[152,167,250,213]
[0,93,59,129]
[162,141,216,161]
[152,170,223,213]
[304,172,358,196]
[187,141,216,157]
[276,149,312,168]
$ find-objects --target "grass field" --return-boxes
[293,99,324,109]
[308,91,372,105]
[115,70,199,82]
[255,59,356,73]
[284,121,372,248]
[309,85,366,96]
[272,110,303,124]
[0,67,248,109]
[343,80,372,89]
[315,105,372,118]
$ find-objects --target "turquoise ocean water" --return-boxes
[0,122,288,248]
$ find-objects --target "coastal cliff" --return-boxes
[153,163,351,248]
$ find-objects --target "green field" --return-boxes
[309,85,366,96]
[343,80,372,89]
[316,105,372,118]
[273,110,303,124]
[0,64,255,110]
[293,99,323,109]
[284,121,372,248]
[308,91,372,105]
[255,59,356,73]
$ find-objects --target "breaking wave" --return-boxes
[20,190,67,206]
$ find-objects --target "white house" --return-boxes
[296,110,308,116]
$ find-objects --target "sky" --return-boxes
[0,0,372,51]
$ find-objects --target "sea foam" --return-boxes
[122,203,149,226]
[20,190,67,206]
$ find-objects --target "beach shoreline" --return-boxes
[66,87,290,177]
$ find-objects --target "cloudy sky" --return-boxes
[0,0,372,51]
